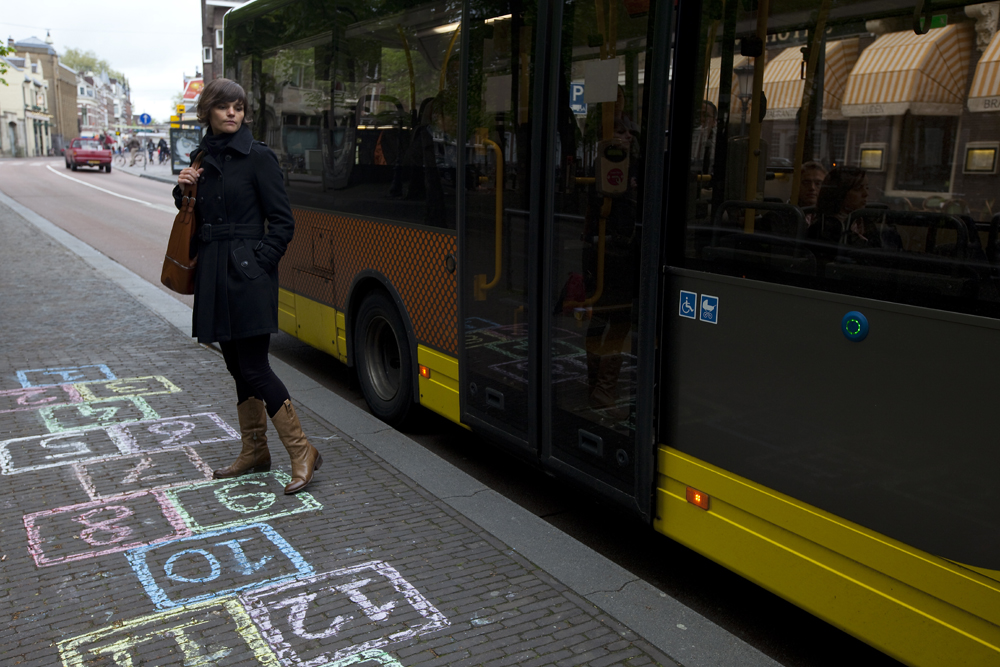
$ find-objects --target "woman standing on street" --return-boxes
[174,78,321,494]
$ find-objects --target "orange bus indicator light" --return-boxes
[686,487,710,510]
[419,365,431,379]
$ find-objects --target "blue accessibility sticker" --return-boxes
[700,295,719,324]
[679,290,697,319]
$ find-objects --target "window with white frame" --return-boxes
[215,29,224,48]
[203,47,213,63]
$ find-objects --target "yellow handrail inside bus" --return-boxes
[473,138,504,300]
[397,25,416,113]
[564,198,611,310]
[440,23,461,92]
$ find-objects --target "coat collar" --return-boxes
[196,124,253,171]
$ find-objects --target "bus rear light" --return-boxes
[686,486,710,510]
[419,365,431,379]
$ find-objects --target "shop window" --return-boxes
[893,114,957,193]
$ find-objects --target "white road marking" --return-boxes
[44,165,176,214]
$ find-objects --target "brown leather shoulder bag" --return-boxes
[160,157,204,295]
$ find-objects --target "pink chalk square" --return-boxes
[23,489,191,567]
[0,384,82,414]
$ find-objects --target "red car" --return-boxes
[65,138,112,173]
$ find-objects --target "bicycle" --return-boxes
[114,151,147,169]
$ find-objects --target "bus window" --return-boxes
[230,0,461,230]
[669,0,1000,318]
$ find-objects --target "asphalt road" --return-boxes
[0,156,904,667]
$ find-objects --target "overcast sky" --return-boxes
[2,0,205,123]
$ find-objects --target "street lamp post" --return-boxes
[734,64,755,137]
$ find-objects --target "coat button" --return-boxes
[240,260,249,267]
[225,155,232,161]
[217,217,223,223]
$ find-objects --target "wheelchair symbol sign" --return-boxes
[679,291,697,319]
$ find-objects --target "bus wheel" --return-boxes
[354,290,413,427]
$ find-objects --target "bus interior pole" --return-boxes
[711,0,739,216]
[742,0,770,233]
[789,0,832,206]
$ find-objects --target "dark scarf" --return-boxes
[202,130,236,158]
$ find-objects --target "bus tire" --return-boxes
[354,290,413,427]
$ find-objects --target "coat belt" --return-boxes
[199,223,263,242]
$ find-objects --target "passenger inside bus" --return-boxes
[797,161,826,210]
[583,117,641,421]
[808,167,901,251]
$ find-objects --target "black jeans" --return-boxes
[218,334,289,418]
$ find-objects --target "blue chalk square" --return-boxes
[126,522,314,609]
[700,295,719,324]
[16,364,116,388]
[678,290,698,319]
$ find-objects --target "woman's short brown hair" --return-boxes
[196,78,252,127]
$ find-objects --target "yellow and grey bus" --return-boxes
[224,0,1000,663]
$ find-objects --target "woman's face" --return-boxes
[209,100,245,134]
[841,176,868,214]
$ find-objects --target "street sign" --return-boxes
[570,82,587,115]
[139,113,152,125]
[176,104,185,116]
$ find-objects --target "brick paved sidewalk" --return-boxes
[0,202,678,665]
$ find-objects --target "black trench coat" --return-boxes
[172,125,295,344]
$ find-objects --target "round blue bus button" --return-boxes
[841,311,869,342]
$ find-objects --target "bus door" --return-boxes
[541,0,654,509]
[460,0,658,508]
[460,0,541,455]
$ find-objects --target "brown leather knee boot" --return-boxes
[271,399,322,494]
[214,398,271,478]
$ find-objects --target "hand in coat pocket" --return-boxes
[232,243,265,279]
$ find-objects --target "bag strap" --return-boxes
[178,156,204,218]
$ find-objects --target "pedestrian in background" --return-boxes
[174,77,322,494]
[126,133,141,165]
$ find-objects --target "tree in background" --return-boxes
[0,44,13,86]
[61,47,127,85]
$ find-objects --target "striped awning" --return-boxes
[703,54,750,109]
[842,24,973,117]
[762,39,859,121]
[968,30,1000,112]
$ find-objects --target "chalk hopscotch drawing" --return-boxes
[0,412,239,475]
[72,446,215,501]
[56,597,281,667]
[126,523,315,610]
[165,470,322,533]
[241,560,450,666]
[0,384,83,414]
[16,364,116,388]
[328,649,406,667]
[0,376,181,415]
[11,365,427,666]
[74,376,181,402]
[23,489,191,567]
[39,396,161,434]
